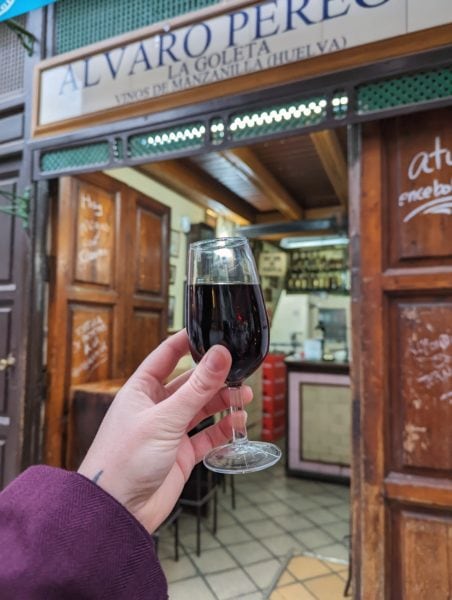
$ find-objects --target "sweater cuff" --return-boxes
[0,465,168,600]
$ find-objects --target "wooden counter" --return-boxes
[285,358,350,374]
[285,358,351,482]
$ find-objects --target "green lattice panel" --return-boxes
[210,117,225,145]
[357,67,452,114]
[129,122,206,158]
[40,142,110,173]
[55,0,220,54]
[229,96,328,142]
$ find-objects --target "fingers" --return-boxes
[189,413,235,463]
[165,345,232,423]
[186,385,253,432]
[131,329,189,388]
[164,368,194,395]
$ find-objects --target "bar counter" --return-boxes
[285,357,351,482]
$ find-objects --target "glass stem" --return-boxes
[228,385,248,444]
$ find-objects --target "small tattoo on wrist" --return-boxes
[92,470,104,484]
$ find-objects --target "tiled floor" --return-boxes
[158,460,350,599]
[270,555,350,599]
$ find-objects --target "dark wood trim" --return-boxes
[285,359,349,375]
[220,147,303,220]
[310,130,348,208]
[15,8,50,472]
[139,160,256,224]
[382,268,452,291]
[385,473,452,509]
[349,122,362,599]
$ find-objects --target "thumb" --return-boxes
[167,345,232,423]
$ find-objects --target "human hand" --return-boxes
[78,329,252,534]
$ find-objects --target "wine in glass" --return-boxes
[186,236,282,474]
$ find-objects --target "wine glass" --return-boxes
[186,236,282,474]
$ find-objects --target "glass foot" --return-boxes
[203,441,282,474]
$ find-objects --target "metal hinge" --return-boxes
[4,19,37,57]
[0,187,31,228]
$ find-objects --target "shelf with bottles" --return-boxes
[286,246,350,294]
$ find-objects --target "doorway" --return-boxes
[103,124,353,598]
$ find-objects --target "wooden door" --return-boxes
[45,173,169,467]
[123,192,170,374]
[351,106,452,598]
[0,171,29,487]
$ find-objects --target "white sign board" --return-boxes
[38,0,452,127]
[259,251,288,277]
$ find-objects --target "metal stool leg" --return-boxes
[196,505,201,556]
[174,518,179,562]
[230,475,236,510]
[213,488,218,535]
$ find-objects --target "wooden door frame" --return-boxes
[349,121,382,597]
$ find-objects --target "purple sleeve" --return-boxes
[0,465,168,599]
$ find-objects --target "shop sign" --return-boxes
[36,0,452,130]
[0,0,56,22]
[259,251,288,277]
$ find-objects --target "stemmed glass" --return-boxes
[186,236,282,474]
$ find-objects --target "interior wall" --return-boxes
[106,167,205,331]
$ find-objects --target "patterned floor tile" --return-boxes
[191,546,239,574]
[168,575,217,600]
[206,567,257,600]
[245,558,282,589]
[215,524,253,545]
[227,540,273,566]
[261,533,306,557]
[244,519,285,539]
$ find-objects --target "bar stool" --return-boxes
[180,462,218,556]
[217,473,236,510]
[152,503,182,562]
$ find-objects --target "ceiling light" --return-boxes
[280,236,349,249]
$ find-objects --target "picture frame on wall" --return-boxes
[170,230,180,257]
[170,264,176,285]
[168,296,176,330]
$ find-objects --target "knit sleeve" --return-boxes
[0,465,168,599]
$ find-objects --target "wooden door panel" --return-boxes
[68,304,113,386]
[74,181,116,286]
[0,306,12,414]
[352,106,452,598]
[135,203,164,295]
[46,173,170,467]
[124,191,169,376]
[386,108,452,266]
[392,508,452,600]
[0,172,29,487]
[0,182,14,282]
[129,308,164,370]
[390,298,452,473]
[46,173,124,466]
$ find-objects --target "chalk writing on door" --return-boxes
[398,136,452,223]
[72,315,108,380]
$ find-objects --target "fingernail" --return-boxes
[205,346,228,371]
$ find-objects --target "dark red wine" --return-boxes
[187,283,269,385]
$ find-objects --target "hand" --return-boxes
[78,329,252,534]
